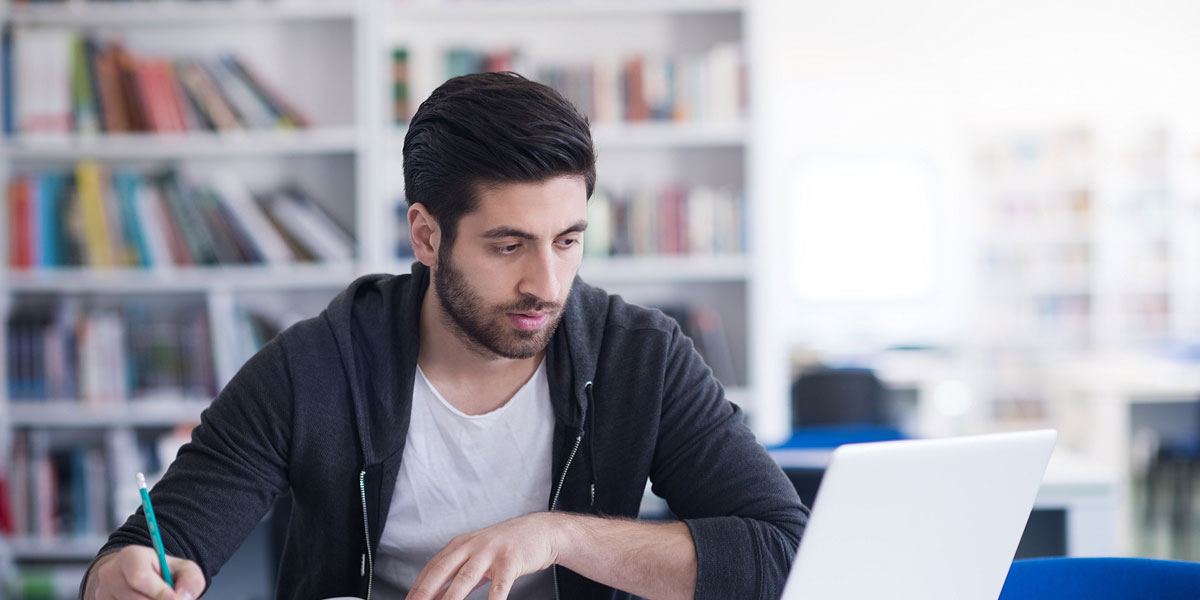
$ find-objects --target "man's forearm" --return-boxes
[554,514,696,600]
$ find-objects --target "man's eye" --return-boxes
[497,244,520,254]
[558,238,578,247]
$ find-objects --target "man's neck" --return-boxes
[416,285,544,415]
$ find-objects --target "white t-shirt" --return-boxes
[374,360,557,599]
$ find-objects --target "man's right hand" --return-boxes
[84,545,206,600]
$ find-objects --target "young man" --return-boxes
[83,72,808,600]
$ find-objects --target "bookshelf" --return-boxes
[0,1,369,594]
[971,119,1200,426]
[1,0,761,595]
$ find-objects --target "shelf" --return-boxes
[578,255,748,283]
[591,121,747,149]
[388,0,744,19]
[2,128,360,161]
[388,121,746,152]
[8,536,108,561]
[2,1,360,26]
[7,398,210,428]
[5,263,362,293]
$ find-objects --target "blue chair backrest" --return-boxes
[998,557,1200,600]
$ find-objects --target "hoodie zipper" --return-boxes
[360,470,374,600]
[551,380,591,600]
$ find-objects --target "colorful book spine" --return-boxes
[113,170,152,268]
[69,34,101,134]
[582,184,744,258]
[2,27,13,135]
[392,48,410,126]
[75,161,117,268]
[9,30,315,135]
[223,53,310,128]
[441,44,746,125]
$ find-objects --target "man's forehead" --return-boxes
[463,177,589,233]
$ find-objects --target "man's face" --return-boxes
[433,176,588,360]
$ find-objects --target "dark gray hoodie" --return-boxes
[91,262,808,599]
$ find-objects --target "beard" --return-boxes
[433,248,566,360]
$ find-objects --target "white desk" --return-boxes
[1046,352,1200,554]
[768,446,1119,557]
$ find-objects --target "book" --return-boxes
[212,171,295,265]
[113,170,152,267]
[203,57,275,130]
[2,27,13,135]
[135,58,176,133]
[392,48,410,126]
[192,187,254,264]
[92,42,130,133]
[262,189,354,262]
[112,43,149,132]
[75,161,118,268]
[175,58,243,132]
[223,53,310,128]
[8,177,32,269]
[69,35,101,134]
[14,28,73,135]
[156,170,222,265]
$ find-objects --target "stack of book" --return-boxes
[6,165,354,270]
[3,29,309,136]
[5,426,191,547]
[5,301,216,404]
[436,43,746,124]
[583,185,744,258]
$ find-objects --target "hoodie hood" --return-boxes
[323,261,609,467]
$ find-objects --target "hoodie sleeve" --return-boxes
[84,331,295,593]
[649,322,809,600]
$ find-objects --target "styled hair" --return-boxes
[402,71,597,247]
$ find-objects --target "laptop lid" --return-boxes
[780,429,1057,600]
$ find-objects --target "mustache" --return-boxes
[501,299,561,313]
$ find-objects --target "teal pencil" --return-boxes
[137,472,175,588]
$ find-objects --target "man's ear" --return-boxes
[408,204,441,267]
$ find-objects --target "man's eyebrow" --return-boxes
[559,220,588,236]
[481,226,535,240]
[480,220,588,240]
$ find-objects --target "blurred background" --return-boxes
[1,0,1199,597]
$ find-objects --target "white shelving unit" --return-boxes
[0,0,371,579]
[969,118,1200,427]
[1,0,763,588]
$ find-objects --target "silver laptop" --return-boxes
[780,429,1057,600]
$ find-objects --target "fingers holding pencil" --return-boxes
[167,555,206,599]
[85,545,205,600]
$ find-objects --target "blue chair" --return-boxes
[998,557,1200,600]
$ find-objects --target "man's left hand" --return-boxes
[405,512,566,600]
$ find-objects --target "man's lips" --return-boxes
[507,312,550,331]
